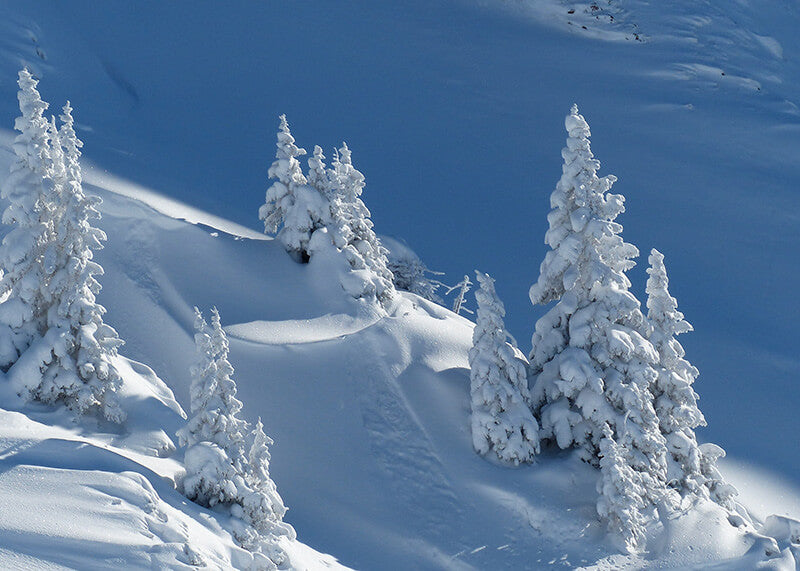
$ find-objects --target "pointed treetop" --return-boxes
[307,145,329,193]
[16,68,48,122]
[646,249,692,335]
[338,142,352,165]
[275,114,306,160]
[474,270,504,319]
[59,101,83,154]
[565,104,591,140]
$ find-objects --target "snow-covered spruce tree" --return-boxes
[259,115,328,263]
[22,102,126,422]
[469,271,539,465]
[646,249,736,508]
[244,418,296,544]
[0,69,56,370]
[528,105,671,545]
[178,307,249,502]
[325,143,394,304]
[178,308,292,567]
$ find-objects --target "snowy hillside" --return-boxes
[0,0,799,569]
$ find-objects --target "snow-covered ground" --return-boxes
[0,0,799,569]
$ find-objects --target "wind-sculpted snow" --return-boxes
[0,0,799,568]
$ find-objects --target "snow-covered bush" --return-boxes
[645,249,736,508]
[0,72,124,421]
[528,105,671,545]
[323,143,394,305]
[178,307,294,566]
[259,115,328,263]
[382,236,444,303]
[469,271,539,465]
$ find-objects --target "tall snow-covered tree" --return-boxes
[469,271,539,465]
[22,102,126,422]
[0,69,56,369]
[528,105,671,540]
[325,143,394,304]
[259,115,327,263]
[646,248,736,507]
[243,418,296,543]
[178,308,292,566]
[179,307,248,475]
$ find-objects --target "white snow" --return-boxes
[0,0,798,569]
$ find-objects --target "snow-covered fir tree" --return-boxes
[469,270,539,465]
[179,307,293,567]
[259,115,328,263]
[0,69,56,370]
[243,417,296,551]
[179,307,249,501]
[25,102,125,422]
[528,105,672,541]
[0,73,123,421]
[646,248,736,508]
[324,143,394,304]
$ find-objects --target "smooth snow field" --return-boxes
[0,1,799,569]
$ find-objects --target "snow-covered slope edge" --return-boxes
[0,354,347,570]
[0,136,795,569]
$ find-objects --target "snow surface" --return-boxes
[0,0,799,569]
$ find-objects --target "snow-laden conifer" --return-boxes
[179,308,248,475]
[469,271,539,465]
[0,69,55,369]
[24,102,125,421]
[179,308,292,567]
[325,143,394,304]
[259,115,328,263]
[528,105,671,538]
[243,418,296,543]
[646,249,736,507]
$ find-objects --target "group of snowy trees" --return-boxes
[468,105,735,551]
[178,307,294,568]
[0,69,124,421]
[0,70,292,570]
[259,114,476,312]
[259,115,394,305]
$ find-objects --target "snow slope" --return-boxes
[0,0,796,489]
[3,127,799,567]
[0,0,799,569]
